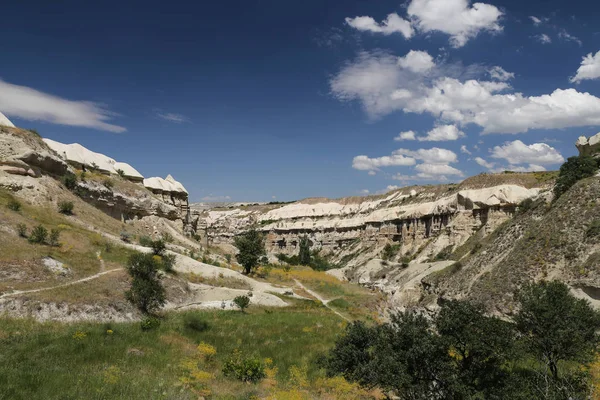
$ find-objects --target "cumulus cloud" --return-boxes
[489,66,514,81]
[0,79,125,133]
[360,189,370,194]
[352,153,416,171]
[397,50,435,73]
[490,140,564,165]
[417,124,465,141]
[571,50,600,83]
[395,130,417,141]
[157,112,189,123]
[394,147,458,164]
[534,33,552,44]
[330,51,600,134]
[460,145,472,154]
[474,156,495,169]
[414,163,463,178]
[407,0,503,47]
[345,13,414,38]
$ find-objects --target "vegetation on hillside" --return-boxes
[233,227,266,274]
[324,281,600,399]
[554,155,599,199]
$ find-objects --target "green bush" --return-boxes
[138,236,153,247]
[16,223,27,238]
[433,245,454,261]
[233,227,266,274]
[150,239,166,256]
[382,243,400,261]
[517,198,533,214]
[7,199,21,211]
[48,229,61,247]
[120,231,132,243]
[125,252,166,314]
[233,295,250,313]
[103,179,114,190]
[140,316,161,331]
[161,232,173,243]
[183,313,209,332]
[222,350,266,383]
[554,155,598,200]
[116,169,125,178]
[62,173,77,191]
[161,253,176,273]
[58,201,74,215]
[28,225,48,244]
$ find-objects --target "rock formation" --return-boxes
[192,174,553,268]
[43,138,144,181]
[0,112,15,128]
[576,132,600,157]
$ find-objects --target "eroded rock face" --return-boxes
[0,128,68,176]
[576,133,600,156]
[192,179,549,269]
[0,112,15,128]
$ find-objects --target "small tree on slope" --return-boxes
[298,235,311,266]
[125,252,166,314]
[233,227,266,274]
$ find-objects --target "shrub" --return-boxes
[28,225,48,244]
[7,199,21,211]
[62,173,77,191]
[140,316,161,331]
[120,231,132,243]
[233,227,266,274]
[58,201,74,215]
[16,223,27,238]
[150,239,166,256]
[433,244,454,261]
[586,220,600,239]
[161,253,176,273]
[517,198,534,214]
[103,179,114,190]
[381,243,400,261]
[233,295,250,312]
[183,313,209,332]
[138,236,153,247]
[225,254,232,264]
[554,155,598,200]
[299,235,311,265]
[116,169,125,178]
[48,229,61,247]
[222,349,266,383]
[125,252,166,314]
[161,232,173,243]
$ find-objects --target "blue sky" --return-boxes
[1,0,600,202]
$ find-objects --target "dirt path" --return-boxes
[293,279,350,322]
[0,268,122,299]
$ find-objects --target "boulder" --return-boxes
[576,133,600,157]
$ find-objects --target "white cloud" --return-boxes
[345,13,414,38]
[504,164,546,172]
[397,50,435,73]
[407,0,503,48]
[534,33,552,44]
[157,112,189,123]
[559,29,582,46]
[352,153,416,171]
[417,124,465,141]
[490,140,564,165]
[414,162,463,177]
[331,52,600,134]
[489,66,514,81]
[460,145,471,154]
[0,79,125,133]
[368,170,377,176]
[360,189,370,194]
[386,185,400,191]
[201,195,232,202]
[571,50,600,83]
[394,147,458,164]
[529,16,542,25]
[474,156,495,169]
[394,130,417,141]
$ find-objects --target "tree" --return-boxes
[233,295,250,313]
[299,235,311,266]
[125,252,166,314]
[553,155,598,200]
[515,281,600,381]
[233,227,265,274]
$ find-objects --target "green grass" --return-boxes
[0,307,345,400]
